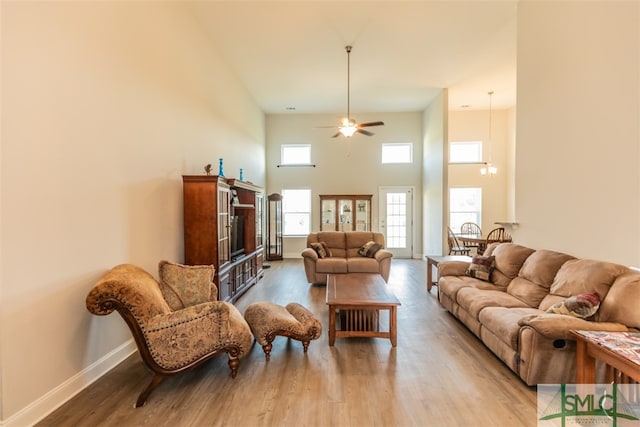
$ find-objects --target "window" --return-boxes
[449,141,482,163]
[281,144,311,165]
[449,187,482,233]
[282,189,311,236]
[382,143,412,164]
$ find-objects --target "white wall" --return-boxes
[1,2,265,424]
[423,91,447,256]
[266,112,423,258]
[448,108,512,233]
[515,1,640,265]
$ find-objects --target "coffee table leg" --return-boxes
[390,307,397,347]
[329,305,336,346]
[427,259,434,292]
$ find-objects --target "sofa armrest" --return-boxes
[374,249,393,262]
[518,313,629,340]
[301,248,318,261]
[437,261,471,277]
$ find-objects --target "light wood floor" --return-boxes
[38,259,537,426]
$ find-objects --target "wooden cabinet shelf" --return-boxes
[183,175,264,302]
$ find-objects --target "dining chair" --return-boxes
[460,222,482,253]
[486,227,512,244]
[447,227,471,255]
[460,222,482,236]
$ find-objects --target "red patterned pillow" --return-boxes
[546,292,601,319]
[358,240,382,258]
[310,241,332,258]
[465,255,496,282]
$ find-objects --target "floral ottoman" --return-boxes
[244,302,322,361]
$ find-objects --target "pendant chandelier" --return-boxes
[481,91,497,176]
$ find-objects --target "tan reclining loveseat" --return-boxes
[438,242,640,385]
[301,231,393,284]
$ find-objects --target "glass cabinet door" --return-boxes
[355,199,370,231]
[339,199,353,231]
[321,199,336,231]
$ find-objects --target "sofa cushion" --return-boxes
[546,292,601,319]
[347,257,381,274]
[490,243,536,288]
[538,259,628,311]
[310,232,347,258]
[310,241,331,258]
[506,249,575,308]
[346,232,385,258]
[479,307,542,349]
[456,287,530,320]
[439,275,503,303]
[358,240,382,258]
[315,258,348,274]
[596,271,640,327]
[465,255,495,281]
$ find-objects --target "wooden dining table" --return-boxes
[456,233,503,255]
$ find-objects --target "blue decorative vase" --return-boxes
[218,158,224,177]
[239,168,244,181]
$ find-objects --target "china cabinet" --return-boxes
[267,193,283,261]
[319,194,372,232]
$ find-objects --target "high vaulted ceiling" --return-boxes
[190,1,518,115]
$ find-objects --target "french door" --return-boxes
[378,187,413,258]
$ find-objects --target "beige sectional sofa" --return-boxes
[301,231,393,284]
[438,242,640,385]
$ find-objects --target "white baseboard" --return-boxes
[2,339,136,427]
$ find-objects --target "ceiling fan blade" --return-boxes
[331,132,341,138]
[356,129,374,136]
[314,125,338,128]
[358,121,384,128]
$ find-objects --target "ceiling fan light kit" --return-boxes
[328,45,384,138]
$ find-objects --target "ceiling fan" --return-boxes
[327,45,384,138]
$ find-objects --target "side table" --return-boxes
[571,330,640,383]
[425,255,472,296]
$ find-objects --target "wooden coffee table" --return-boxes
[326,273,401,347]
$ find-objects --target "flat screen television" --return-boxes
[230,215,245,259]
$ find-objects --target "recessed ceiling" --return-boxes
[190,1,518,114]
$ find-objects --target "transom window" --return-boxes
[449,141,482,163]
[281,144,311,165]
[382,143,413,164]
[449,187,482,233]
[282,189,311,236]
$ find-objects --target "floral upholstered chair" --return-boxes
[85,261,252,407]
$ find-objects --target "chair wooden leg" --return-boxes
[135,374,164,408]
[228,355,240,378]
[261,342,273,361]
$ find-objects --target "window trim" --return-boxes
[281,188,311,237]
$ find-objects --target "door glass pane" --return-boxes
[386,192,407,248]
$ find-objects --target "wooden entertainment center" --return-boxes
[182,175,264,302]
